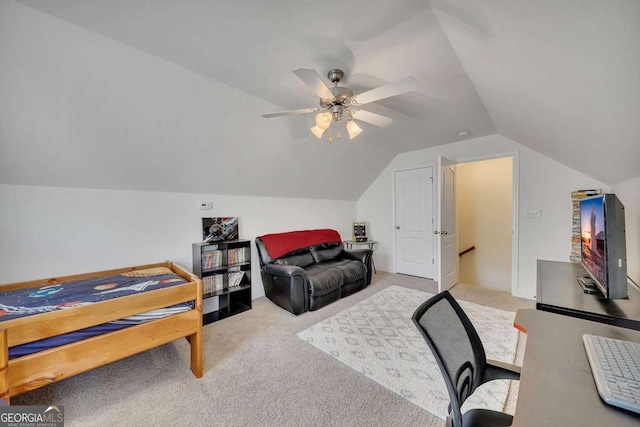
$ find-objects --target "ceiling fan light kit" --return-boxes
[263,68,417,142]
[345,120,363,139]
[315,111,332,130]
[310,125,326,139]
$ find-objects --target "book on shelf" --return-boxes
[201,250,222,270]
[203,276,211,294]
[215,275,224,291]
[227,247,248,266]
[571,189,602,200]
[228,271,244,288]
[203,274,224,294]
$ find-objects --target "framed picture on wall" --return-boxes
[202,217,239,242]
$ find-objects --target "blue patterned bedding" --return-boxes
[0,267,194,359]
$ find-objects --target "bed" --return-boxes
[0,261,203,404]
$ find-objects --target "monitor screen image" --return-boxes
[580,196,606,288]
[579,193,627,299]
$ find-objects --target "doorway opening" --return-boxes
[456,156,515,293]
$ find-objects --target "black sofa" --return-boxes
[256,229,373,315]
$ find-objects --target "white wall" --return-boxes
[611,177,640,286]
[356,134,608,299]
[457,157,513,292]
[0,184,355,301]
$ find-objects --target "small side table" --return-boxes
[343,240,377,274]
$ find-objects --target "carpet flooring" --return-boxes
[12,272,534,426]
[297,286,520,419]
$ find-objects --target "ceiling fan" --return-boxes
[262,68,417,142]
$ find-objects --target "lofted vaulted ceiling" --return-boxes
[1,0,639,200]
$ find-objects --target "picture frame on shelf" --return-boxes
[202,217,239,242]
[352,221,367,242]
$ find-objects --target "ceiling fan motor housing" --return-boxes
[320,69,354,117]
[320,86,353,106]
[327,69,344,83]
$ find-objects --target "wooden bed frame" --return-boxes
[0,261,203,404]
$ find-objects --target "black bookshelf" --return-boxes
[192,239,252,325]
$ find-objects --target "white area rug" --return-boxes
[297,286,519,419]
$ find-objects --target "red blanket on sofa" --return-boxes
[259,229,342,259]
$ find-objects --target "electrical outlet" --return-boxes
[524,209,542,218]
[199,201,212,210]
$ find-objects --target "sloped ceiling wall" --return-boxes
[431,0,640,185]
[0,1,396,200]
[1,0,639,201]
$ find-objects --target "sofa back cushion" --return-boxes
[273,252,316,268]
[310,244,343,263]
[257,229,342,261]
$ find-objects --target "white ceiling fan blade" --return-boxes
[262,108,319,118]
[293,68,335,101]
[354,77,418,105]
[352,110,394,127]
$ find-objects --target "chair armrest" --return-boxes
[482,359,521,384]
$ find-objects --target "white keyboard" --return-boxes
[583,334,640,414]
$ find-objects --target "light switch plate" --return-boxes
[524,209,542,218]
[199,201,213,210]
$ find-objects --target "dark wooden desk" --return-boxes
[536,260,640,330]
[514,309,640,426]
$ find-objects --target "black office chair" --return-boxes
[412,291,521,427]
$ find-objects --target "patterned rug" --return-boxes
[297,286,520,419]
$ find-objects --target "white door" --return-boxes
[437,156,457,292]
[394,167,434,278]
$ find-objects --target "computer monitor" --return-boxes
[579,194,628,299]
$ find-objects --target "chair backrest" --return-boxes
[412,291,487,427]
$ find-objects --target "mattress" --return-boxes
[0,267,194,358]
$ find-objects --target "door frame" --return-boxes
[454,150,520,297]
[392,166,437,275]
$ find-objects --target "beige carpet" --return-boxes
[12,273,534,426]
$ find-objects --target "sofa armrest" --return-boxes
[261,264,309,315]
[263,263,306,277]
[341,248,372,264]
[340,249,373,287]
